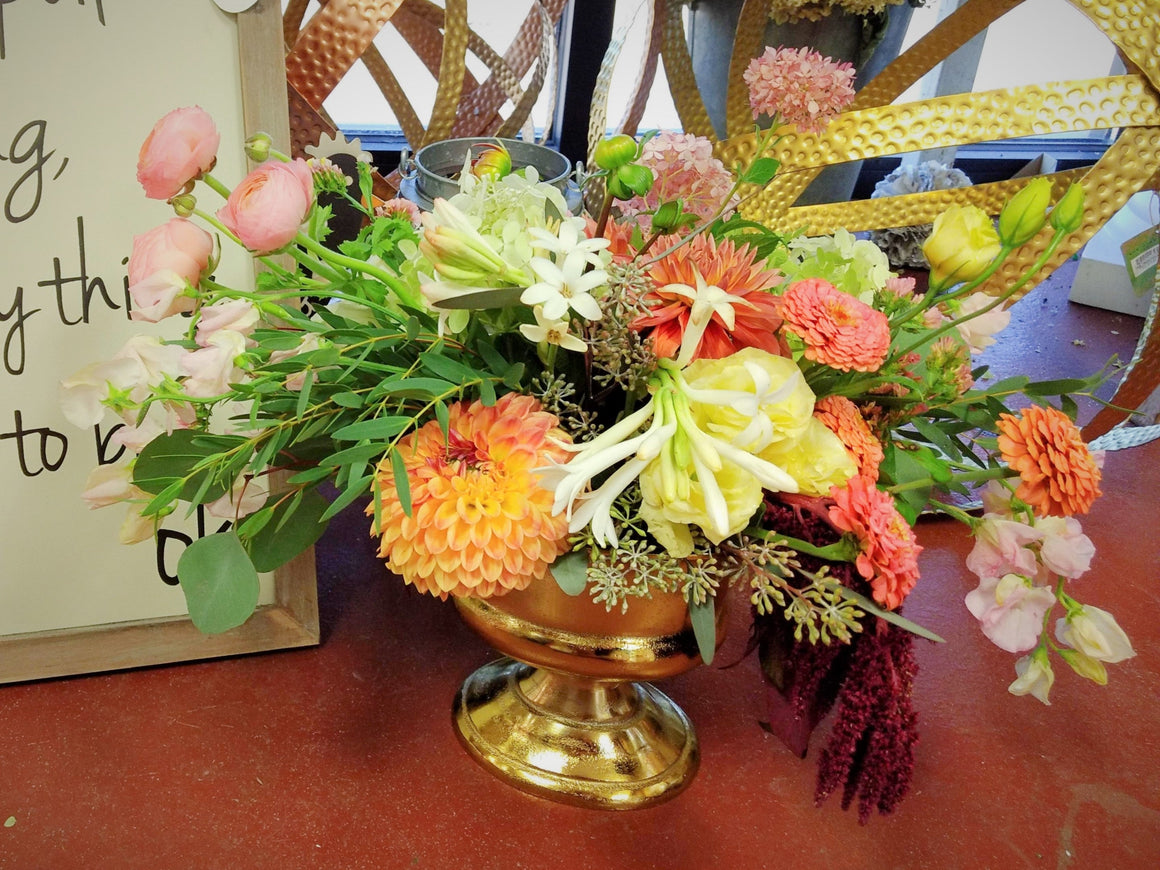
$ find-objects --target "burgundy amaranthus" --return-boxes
[755,500,920,823]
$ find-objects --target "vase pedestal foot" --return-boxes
[452,657,699,810]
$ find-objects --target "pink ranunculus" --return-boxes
[180,330,247,398]
[136,106,220,200]
[965,573,1057,654]
[217,159,314,253]
[196,299,261,347]
[1036,515,1095,579]
[128,219,214,322]
[965,514,1043,580]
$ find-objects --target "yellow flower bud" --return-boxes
[1049,182,1085,233]
[998,177,1052,247]
[922,205,1003,290]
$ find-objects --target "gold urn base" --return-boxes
[452,657,698,810]
[451,580,723,810]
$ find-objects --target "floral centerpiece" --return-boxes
[64,48,1133,821]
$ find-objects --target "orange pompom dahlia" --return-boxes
[996,405,1102,517]
[814,395,884,481]
[371,393,572,599]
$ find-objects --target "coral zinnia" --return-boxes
[814,396,884,481]
[779,278,891,372]
[828,476,921,610]
[371,393,572,599]
[996,405,1102,517]
[632,234,784,361]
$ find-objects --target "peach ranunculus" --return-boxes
[922,205,1003,290]
[997,405,1102,517]
[216,159,315,253]
[136,106,220,200]
[128,219,215,322]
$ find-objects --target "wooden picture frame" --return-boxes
[0,0,318,684]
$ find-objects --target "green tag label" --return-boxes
[1121,223,1159,296]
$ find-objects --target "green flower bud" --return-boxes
[1058,648,1108,685]
[593,134,638,171]
[244,132,272,163]
[469,142,512,180]
[651,200,683,232]
[170,193,197,217]
[614,163,654,199]
[998,176,1052,246]
[1049,182,1085,233]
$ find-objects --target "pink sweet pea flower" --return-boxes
[196,299,261,347]
[1008,651,1054,705]
[217,159,314,253]
[954,292,1012,354]
[269,333,324,390]
[1055,606,1135,663]
[965,514,1042,580]
[81,464,139,509]
[128,219,214,322]
[136,106,220,200]
[59,357,146,429]
[965,573,1057,653]
[180,330,247,398]
[1037,515,1095,579]
[205,474,268,521]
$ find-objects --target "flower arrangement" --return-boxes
[65,47,1133,821]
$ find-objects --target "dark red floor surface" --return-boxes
[1,271,1157,869]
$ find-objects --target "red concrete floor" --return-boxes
[1,272,1157,869]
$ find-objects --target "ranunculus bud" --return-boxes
[170,193,197,218]
[998,176,1052,247]
[1049,182,1085,233]
[137,106,220,201]
[593,134,638,171]
[244,132,273,163]
[922,205,1003,291]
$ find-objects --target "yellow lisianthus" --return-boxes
[922,204,1003,290]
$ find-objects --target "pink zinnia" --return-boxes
[617,132,736,231]
[743,46,856,134]
[779,278,891,372]
[828,476,921,611]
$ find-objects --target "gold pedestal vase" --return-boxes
[452,580,723,810]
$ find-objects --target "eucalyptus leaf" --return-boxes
[689,597,717,666]
[550,550,589,596]
[177,531,260,634]
[246,489,330,573]
[134,429,248,502]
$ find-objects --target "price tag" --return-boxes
[1122,223,1159,296]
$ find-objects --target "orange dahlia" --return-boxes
[631,234,784,361]
[814,395,884,481]
[828,476,921,611]
[370,393,572,599]
[779,278,891,372]
[996,405,1102,517]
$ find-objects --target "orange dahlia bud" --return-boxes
[996,405,1102,517]
[370,393,572,599]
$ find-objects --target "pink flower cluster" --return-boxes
[617,132,736,229]
[743,46,856,134]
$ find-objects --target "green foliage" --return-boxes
[177,531,260,634]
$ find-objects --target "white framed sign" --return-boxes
[0,0,318,683]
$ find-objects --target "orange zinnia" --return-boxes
[814,395,884,481]
[371,393,572,599]
[631,234,784,361]
[779,278,891,372]
[996,405,1102,516]
[828,476,921,611]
